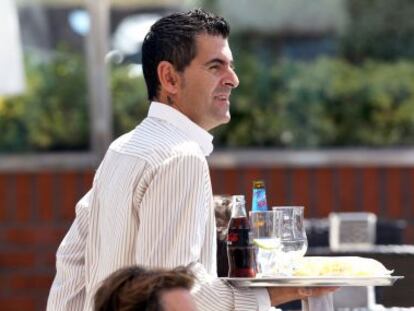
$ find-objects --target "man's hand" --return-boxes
[267,287,339,306]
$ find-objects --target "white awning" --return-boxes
[0,0,25,95]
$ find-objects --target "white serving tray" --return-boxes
[220,275,403,287]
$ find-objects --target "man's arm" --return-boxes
[46,190,92,311]
[134,153,264,311]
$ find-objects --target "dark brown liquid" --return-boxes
[227,216,250,247]
[227,216,256,277]
[227,246,256,277]
[228,216,250,230]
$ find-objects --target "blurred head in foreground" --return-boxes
[94,265,197,311]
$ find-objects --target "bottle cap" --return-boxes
[253,180,265,188]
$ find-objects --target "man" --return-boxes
[47,9,334,310]
[94,265,197,311]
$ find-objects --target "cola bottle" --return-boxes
[226,195,256,277]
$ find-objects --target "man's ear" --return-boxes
[157,61,180,95]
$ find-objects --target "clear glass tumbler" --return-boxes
[250,210,283,276]
[272,206,308,274]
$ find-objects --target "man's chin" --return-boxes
[207,115,231,131]
[219,111,231,124]
[217,115,231,127]
[223,112,231,121]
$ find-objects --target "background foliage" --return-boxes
[0,52,89,152]
[0,52,152,152]
[341,0,414,62]
[2,52,414,152]
[2,0,414,152]
[213,57,414,148]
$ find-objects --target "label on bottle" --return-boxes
[252,188,268,212]
[227,228,250,247]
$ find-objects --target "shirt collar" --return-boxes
[147,101,214,156]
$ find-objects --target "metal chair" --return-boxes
[333,286,377,310]
[329,212,377,251]
[329,212,378,311]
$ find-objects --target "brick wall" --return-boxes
[211,167,414,242]
[0,166,413,310]
[0,171,94,311]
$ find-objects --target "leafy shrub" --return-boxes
[0,51,89,152]
[2,51,414,152]
[111,65,149,137]
[0,53,149,152]
[213,57,414,148]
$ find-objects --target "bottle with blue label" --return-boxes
[252,180,268,212]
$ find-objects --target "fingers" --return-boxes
[267,286,340,306]
[300,286,339,298]
[298,287,313,297]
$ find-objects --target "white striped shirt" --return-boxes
[47,102,269,311]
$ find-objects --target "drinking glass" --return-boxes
[249,210,282,276]
[272,206,308,274]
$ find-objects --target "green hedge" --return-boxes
[0,52,149,152]
[2,52,414,152]
[0,52,89,152]
[214,57,414,148]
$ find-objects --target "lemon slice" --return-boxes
[253,238,280,250]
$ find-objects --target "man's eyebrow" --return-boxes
[204,58,235,68]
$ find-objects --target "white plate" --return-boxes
[220,276,403,287]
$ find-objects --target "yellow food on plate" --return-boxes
[294,256,393,277]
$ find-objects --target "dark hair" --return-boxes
[142,8,230,100]
[94,266,195,311]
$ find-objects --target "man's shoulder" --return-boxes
[109,117,206,163]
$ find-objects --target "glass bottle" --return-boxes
[252,180,268,212]
[226,195,256,277]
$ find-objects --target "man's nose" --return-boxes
[223,67,239,88]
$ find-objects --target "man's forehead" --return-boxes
[162,289,197,311]
[194,34,233,61]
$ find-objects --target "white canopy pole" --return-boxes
[86,0,112,160]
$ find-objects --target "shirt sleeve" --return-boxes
[135,153,266,311]
[191,262,272,311]
[252,288,272,311]
[46,190,91,311]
